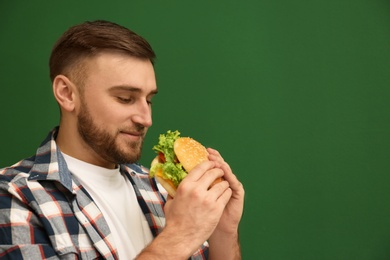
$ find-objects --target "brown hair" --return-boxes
[49,20,156,83]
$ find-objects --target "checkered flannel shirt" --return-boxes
[0,128,209,259]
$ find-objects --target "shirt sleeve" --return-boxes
[0,183,60,259]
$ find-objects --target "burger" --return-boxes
[149,130,220,197]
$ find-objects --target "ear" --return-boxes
[52,75,78,112]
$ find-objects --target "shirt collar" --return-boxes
[28,127,74,193]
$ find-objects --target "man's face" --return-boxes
[75,52,157,165]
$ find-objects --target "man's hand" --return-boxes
[207,148,244,234]
[138,150,244,260]
[138,160,232,259]
[165,160,232,253]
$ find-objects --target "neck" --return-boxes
[56,123,117,169]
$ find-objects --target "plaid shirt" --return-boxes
[0,128,208,259]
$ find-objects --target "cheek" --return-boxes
[93,102,130,128]
[81,91,130,126]
[81,97,116,124]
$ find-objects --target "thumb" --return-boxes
[163,195,173,213]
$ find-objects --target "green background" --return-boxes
[1,1,390,259]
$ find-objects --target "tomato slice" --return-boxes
[158,152,166,163]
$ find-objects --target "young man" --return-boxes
[0,20,244,259]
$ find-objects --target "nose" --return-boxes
[131,100,152,127]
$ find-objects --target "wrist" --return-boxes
[208,229,241,260]
[209,227,239,244]
[137,225,198,260]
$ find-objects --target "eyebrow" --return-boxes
[110,85,158,95]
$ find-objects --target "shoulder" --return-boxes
[0,156,35,183]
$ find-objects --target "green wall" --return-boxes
[1,1,390,259]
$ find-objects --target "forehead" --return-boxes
[82,52,156,90]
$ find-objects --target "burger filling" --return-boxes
[150,130,187,187]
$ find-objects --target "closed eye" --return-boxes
[117,96,134,104]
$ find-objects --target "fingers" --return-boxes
[208,179,232,202]
[207,148,231,173]
[184,160,222,183]
[207,148,231,172]
[207,148,243,192]
[180,161,225,193]
[177,148,240,204]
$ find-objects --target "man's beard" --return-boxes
[77,102,145,165]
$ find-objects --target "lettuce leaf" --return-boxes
[150,130,188,187]
[150,161,187,187]
[152,130,181,163]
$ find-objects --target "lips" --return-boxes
[122,131,141,136]
[121,131,141,136]
[119,130,146,139]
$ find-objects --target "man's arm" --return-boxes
[207,148,245,260]
[208,229,241,260]
[136,226,200,259]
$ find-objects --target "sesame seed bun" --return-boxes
[174,137,209,173]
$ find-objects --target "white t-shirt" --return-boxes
[62,153,154,259]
